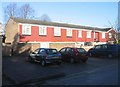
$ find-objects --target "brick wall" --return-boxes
[5,19,19,44]
[2,43,12,56]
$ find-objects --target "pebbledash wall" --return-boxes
[5,17,116,55]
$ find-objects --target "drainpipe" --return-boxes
[92,29,95,46]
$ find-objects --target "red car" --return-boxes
[59,47,88,63]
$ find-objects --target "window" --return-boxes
[39,26,47,35]
[95,45,101,49]
[78,30,82,38]
[40,49,45,53]
[60,48,66,53]
[102,45,107,49]
[54,27,61,36]
[22,25,31,35]
[67,28,72,37]
[102,32,106,38]
[109,33,112,38]
[46,49,58,54]
[66,48,73,53]
[86,31,91,38]
[77,48,86,53]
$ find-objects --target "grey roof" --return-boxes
[11,17,112,31]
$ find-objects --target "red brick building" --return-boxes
[5,17,117,54]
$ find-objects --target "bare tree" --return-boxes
[40,14,51,22]
[4,3,18,22]
[108,18,120,43]
[19,4,34,19]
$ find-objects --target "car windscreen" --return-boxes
[46,49,58,54]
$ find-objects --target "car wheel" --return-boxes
[108,54,113,58]
[70,58,75,63]
[41,60,46,66]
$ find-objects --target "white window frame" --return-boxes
[86,31,91,38]
[109,33,112,38]
[78,30,82,38]
[22,25,31,35]
[39,26,47,35]
[67,28,72,37]
[102,32,106,38]
[54,27,61,36]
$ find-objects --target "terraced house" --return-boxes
[5,17,116,55]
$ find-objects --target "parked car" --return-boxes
[59,47,88,63]
[87,44,120,58]
[27,48,62,66]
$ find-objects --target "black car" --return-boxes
[27,48,62,66]
[87,44,120,58]
[59,47,88,63]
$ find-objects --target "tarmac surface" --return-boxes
[2,56,119,86]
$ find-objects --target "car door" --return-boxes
[93,45,102,56]
[66,48,74,61]
[100,44,108,56]
[35,49,45,61]
[59,48,66,61]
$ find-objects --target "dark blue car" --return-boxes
[27,48,62,66]
[87,44,120,58]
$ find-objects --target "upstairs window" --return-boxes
[86,31,91,38]
[78,30,82,38]
[22,25,31,35]
[67,28,72,37]
[102,32,106,38]
[54,27,61,36]
[109,33,112,38]
[39,26,47,35]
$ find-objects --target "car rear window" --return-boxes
[77,48,86,53]
[46,49,58,54]
[108,45,117,50]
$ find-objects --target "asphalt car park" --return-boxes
[2,55,118,86]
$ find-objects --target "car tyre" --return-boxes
[41,60,46,66]
[70,58,75,63]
